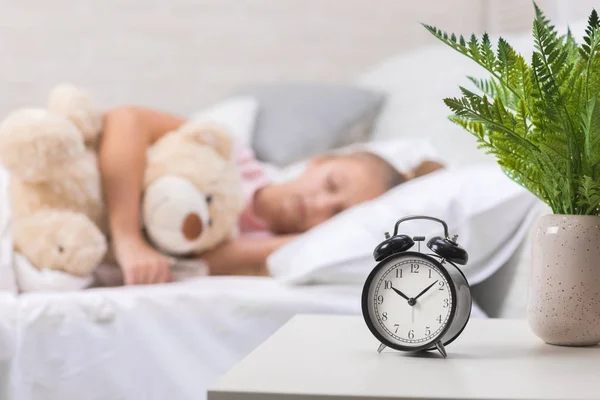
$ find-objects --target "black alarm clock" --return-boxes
[361,215,472,358]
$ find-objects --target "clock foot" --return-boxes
[377,343,386,353]
[435,341,447,358]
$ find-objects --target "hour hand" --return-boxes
[391,286,410,301]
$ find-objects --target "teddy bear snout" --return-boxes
[182,213,204,240]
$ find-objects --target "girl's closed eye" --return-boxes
[326,174,338,193]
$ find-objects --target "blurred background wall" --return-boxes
[0,0,595,116]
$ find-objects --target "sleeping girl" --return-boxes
[100,106,444,285]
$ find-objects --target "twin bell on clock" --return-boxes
[361,215,472,358]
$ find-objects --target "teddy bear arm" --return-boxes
[176,122,234,159]
[47,83,103,146]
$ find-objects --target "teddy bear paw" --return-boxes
[13,210,107,277]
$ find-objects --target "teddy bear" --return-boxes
[0,84,244,291]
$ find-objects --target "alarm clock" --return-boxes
[361,215,472,358]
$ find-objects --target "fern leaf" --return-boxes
[496,38,521,107]
[468,34,480,63]
[480,33,496,71]
[583,9,600,50]
[579,10,600,101]
[516,99,530,136]
[582,96,600,172]
[562,28,580,63]
[577,175,600,215]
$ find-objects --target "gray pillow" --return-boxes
[237,84,386,166]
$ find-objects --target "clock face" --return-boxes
[362,253,454,350]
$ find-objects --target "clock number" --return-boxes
[384,280,392,289]
[408,330,415,339]
[410,264,419,273]
[376,295,384,305]
[428,269,432,278]
[443,298,449,308]
[436,315,442,323]
[425,326,431,336]
[382,312,388,321]
[396,269,402,278]
[439,281,445,290]
[394,324,399,333]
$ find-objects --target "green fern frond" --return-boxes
[562,29,580,63]
[496,38,521,107]
[425,4,600,215]
[582,96,600,173]
[480,33,497,71]
[580,11,600,102]
[577,176,600,215]
[467,76,496,97]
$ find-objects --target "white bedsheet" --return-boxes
[2,276,486,400]
[8,277,359,400]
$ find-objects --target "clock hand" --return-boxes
[413,280,439,302]
[391,286,410,301]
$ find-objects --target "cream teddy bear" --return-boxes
[0,84,243,291]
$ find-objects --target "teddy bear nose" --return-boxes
[182,212,204,240]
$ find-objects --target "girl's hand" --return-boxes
[203,234,299,276]
[406,160,445,180]
[114,236,172,285]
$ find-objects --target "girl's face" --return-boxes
[258,156,388,234]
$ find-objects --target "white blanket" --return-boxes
[9,278,358,399]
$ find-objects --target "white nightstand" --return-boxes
[209,315,600,400]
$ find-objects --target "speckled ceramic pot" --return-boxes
[528,214,600,346]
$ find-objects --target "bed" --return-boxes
[8,278,359,399]
[0,0,594,399]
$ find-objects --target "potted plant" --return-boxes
[424,4,600,346]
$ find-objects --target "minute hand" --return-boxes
[413,280,439,301]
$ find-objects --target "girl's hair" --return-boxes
[350,152,406,190]
[349,152,444,190]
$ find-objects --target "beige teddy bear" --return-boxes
[0,84,243,291]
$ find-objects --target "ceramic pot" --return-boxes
[528,214,600,346]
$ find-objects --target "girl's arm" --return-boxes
[202,235,299,276]
[100,106,186,285]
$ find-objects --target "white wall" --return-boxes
[0,0,595,116]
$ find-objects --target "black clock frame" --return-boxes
[361,251,468,353]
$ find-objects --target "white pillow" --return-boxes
[267,163,538,286]
[357,45,491,167]
[190,96,259,145]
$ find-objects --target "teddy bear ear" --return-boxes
[47,83,104,146]
[177,122,234,159]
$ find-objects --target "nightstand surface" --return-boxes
[209,315,600,400]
